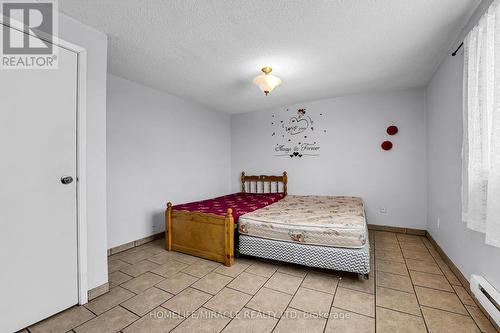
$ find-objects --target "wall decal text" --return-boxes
[271,108,326,158]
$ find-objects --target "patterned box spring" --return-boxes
[238,195,367,248]
[239,234,370,275]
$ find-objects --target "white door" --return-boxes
[0,27,79,333]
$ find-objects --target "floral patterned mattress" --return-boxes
[238,195,367,248]
[173,192,285,222]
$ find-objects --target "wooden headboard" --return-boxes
[241,171,287,195]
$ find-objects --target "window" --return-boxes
[462,0,500,248]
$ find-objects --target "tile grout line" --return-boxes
[407,267,446,277]
[205,260,277,321]
[267,271,340,322]
[119,286,173,318]
[401,235,483,332]
[85,285,138,316]
[234,235,480,332]
[322,268,341,333]
[397,235,431,333]
[330,304,376,320]
[160,261,263,322]
[339,283,376,295]
[187,271,234,296]
[213,260,282,332]
[418,239,485,332]
[31,232,489,333]
[414,284,464,294]
[108,252,197,330]
[207,259,308,331]
[224,285,259,297]
[29,243,158,333]
[73,304,135,332]
[159,303,189,320]
[83,304,100,317]
[375,304,424,318]
[418,304,480,318]
[116,305,142,331]
[160,251,337,332]
[271,267,314,333]
[454,285,494,328]
[108,271,135,289]
[333,257,376,319]
[374,282,414,294]
[247,264,293,324]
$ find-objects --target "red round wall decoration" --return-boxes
[381,140,393,151]
[387,125,398,135]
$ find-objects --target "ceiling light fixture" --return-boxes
[253,66,282,96]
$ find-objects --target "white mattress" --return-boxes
[238,195,367,248]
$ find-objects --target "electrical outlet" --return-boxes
[380,207,387,214]
[437,217,440,229]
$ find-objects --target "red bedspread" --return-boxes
[173,192,285,222]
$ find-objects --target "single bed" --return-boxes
[238,195,371,277]
[165,172,287,266]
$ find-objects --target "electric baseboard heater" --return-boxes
[470,275,500,326]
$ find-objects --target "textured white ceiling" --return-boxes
[60,0,479,114]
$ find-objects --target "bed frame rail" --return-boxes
[241,171,287,195]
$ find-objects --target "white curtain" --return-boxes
[462,0,500,248]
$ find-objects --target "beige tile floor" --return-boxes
[23,231,499,333]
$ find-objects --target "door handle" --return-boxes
[61,176,74,185]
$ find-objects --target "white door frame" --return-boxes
[1,17,89,304]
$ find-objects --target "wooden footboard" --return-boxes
[165,171,287,267]
[166,203,234,266]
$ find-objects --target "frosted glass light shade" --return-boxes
[253,73,282,95]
